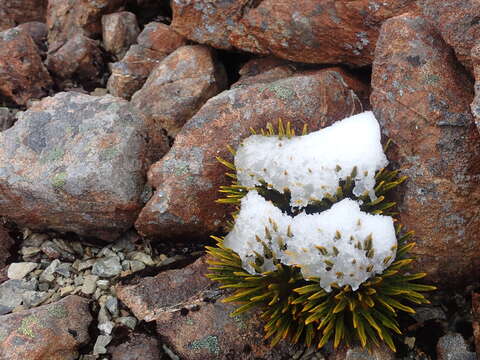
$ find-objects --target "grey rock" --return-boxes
[81,275,99,295]
[55,262,71,277]
[96,279,110,290]
[0,108,16,132]
[116,316,137,330]
[437,333,476,360]
[413,306,447,323]
[105,296,118,317]
[41,240,76,262]
[92,257,122,278]
[39,259,60,283]
[102,11,140,59]
[22,290,50,307]
[93,335,113,355]
[129,251,154,266]
[7,262,38,280]
[0,92,152,241]
[0,278,37,315]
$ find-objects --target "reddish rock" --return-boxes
[371,13,480,285]
[232,57,298,88]
[16,22,48,49]
[2,0,48,24]
[0,27,52,105]
[171,0,417,65]
[0,92,156,241]
[470,43,480,132]
[102,11,139,59]
[0,227,14,268]
[473,293,480,357]
[131,45,227,137]
[0,7,15,31]
[419,0,480,73]
[46,34,104,90]
[107,22,187,99]
[0,295,92,360]
[108,333,161,360]
[135,68,368,239]
[46,0,126,46]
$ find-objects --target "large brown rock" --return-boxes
[108,333,161,360]
[419,0,480,73]
[371,13,480,285]
[107,22,187,99]
[102,11,140,60]
[0,227,14,268]
[131,45,227,137]
[0,295,92,360]
[135,68,368,239]
[0,7,15,31]
[0,27,52,105]
[171,0,417,65]
[46,0,126,46]
[46,34,104,90]
[1,0,48,25]
[0,92,156,241]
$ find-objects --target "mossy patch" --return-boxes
[187,335,220,356]
[18,316,39,338]
[260,84,296,101]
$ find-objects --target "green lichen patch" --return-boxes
[41,147,65,163]
[260,84,296,101]
[18,315,39,338]
[47,303,68,319]
[187,335,220,356]
[51,172,67,188]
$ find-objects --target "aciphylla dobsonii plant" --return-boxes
[206,111,436,352]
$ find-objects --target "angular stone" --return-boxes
[108,333,161,360]
[116,256,211,321]
[46,0,126,46]
[436,333,476,360]
[0,278,37,315]
[16,22,48,50]
[7,262,37,280]
[39,259,60,283]
[135,68,368,239]
[92,257,122,278]
[2,0,48,25]
[46,34,104,90]
[81,275,98,295]
[0,92,152,241]
[102,11,139,59]
[0,27,52,105]
[0,226,14,268]
[0,296,92,360]
[171,0,416,66]
[370,13,480,285]
[131,45,227,137]
[419,0,480,73]
[107,23,186,99]
[93,334,112,355]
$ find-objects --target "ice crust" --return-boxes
[224,194,397,292]
[234,111,388,208]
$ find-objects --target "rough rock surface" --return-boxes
[135,68,367,239]
[470,43,480,131]
[0,27,52,105]
[171,0,417,65]
[108,333,161,360]
[0,92,151,241]
[436,333,476,360]
[1,0,48,25]
[107,22,187,99]
[131,45,228,137]
[102,11,140,59]
[0,7,15,31]
[232,57,298,89]
[419,0,480,73]
[0,295,92,360]
[473,293,480,357]
[46,34,104,90]
[371,14,480,285]
[0,227,14,268]
[0,108,16,132]
[329,345,395,360]
[46,0,126,45]
[17,22,48,50]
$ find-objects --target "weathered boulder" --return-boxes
[0,92,154,241]
[232,57,298,88]
[419,0,480,73]
[131,45,227,137]
[1,0,48,25]
[107,22,187,99]
[46,0,126,46]
[371,13,480,285]
[171,0,417,65]
[102,11,140,60]
[135,68,367,239]
[0,227,14,268]
[0,27,52,105]
[0,295,92,360]
[46,34,104,90]
[108,333,161,360]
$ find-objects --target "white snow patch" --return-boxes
[234,111,388,208]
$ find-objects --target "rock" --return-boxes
[105,296,118,316]
[107,22,186,99]
[131,45,228,137]
[93,334,112,355]
[128,252,154,266]
[2,0,48,25]
[329,345,395,360]
[470,43,480,132]
[16,22,48,50]
[0,107,16,132]
[0,7,15,31]
[472,293,480,357]
[0,278,36,315]
[116,316,137,330]
[419,0,480,73]
[81,275,99,295]
[0,92,154,241]
[135,68,367,239]
[7,262,37,280]
[370,13,480,285]
[436,333,476,360]
[171,0,416,66]
[0,27,52,105]
[0,295,91,360]
[108,333,161,360]
[102,11,139,59]
[39,259,60,283]
[41,241,76,262]
[46,0,126,46]
[46,34,104,90]
[0,226,14,268]
[233,57,297,89]
[117,256,211,321]
[92,257,122,278]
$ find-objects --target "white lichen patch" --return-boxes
[234,111,388,208]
